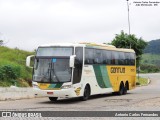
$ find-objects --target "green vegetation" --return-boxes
[144,39,160,54]
[0,46,34,87]
[140,53,160,73]
[136,77,148,86]
[140,64,160,73]
[141,53,160,66]
[141,39,160,73]
[111,30,147,67]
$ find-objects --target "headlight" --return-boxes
[32,84,39,89]
[61,85,72,89]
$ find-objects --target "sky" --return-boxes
[0,0,160,51]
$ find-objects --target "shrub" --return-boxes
[0,65,21,80]
[140,64,160,73]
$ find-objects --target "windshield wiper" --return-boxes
[41,70,50,82]
[49,63,60,82]
[40,62,60,83]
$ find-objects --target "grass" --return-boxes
[141,53,160,66]
[0,79,29,87]
[136,77,148,86]
[0,46,34,87]
[140,53,160,73]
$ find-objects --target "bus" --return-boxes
[26,42,136,101]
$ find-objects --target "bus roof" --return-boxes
[81,42,135,53]
[39,43,85,47]
[39,42,135,53]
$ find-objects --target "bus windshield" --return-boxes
[33,47,73,83]
[33,58,72,83]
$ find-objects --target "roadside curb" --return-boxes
[0,87,41,101]
[147,78,151,84]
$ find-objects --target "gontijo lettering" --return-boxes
[111,67,125,73]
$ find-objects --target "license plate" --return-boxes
[47,92,53,95]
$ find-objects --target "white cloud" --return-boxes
[0,0,160,51]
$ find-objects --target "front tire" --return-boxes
[49,97,58,102]
[80,85,90,101]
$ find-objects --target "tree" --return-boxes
[111,30,147,67]
[0,40,3,46]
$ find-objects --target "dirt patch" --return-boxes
[105,99,131,102]
[132,97,160,107]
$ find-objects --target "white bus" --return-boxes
[26,43,136,101]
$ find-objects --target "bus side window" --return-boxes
[102,50,107,64]
[94,49,103,64]
[107,51,112,65]
[112,51,119,65]
[73,47,83,84]
[130,53,135,65]
[85,48,94,64]
[85,49,89,64]
[119,52,125,65]
[75,47,83,65]
[103,50,112,65]
[125,52,131,65]
[111,51,115,65]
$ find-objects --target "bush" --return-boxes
[140,64,160,73]
[0,46,34,87]
[0,65,21,80]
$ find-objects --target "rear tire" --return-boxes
[124,82,129,95]
[49,97,58,102]
[123,85,127,95]
[118,83,124,95]
[80,85,90,101]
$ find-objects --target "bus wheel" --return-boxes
[118,83,124,95]
[123,85,127,95]
[81,85,90,101]
[124,82,129,95]
[49,97,58,102]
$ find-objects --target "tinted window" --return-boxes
[125,52,130,65]
[103,50,112,64]
[73,47,83,84]
[94,49,103,64]
[85,48,135,66]
[85,48,94,64]
[75,47,83,64]
[130,53,135,65]
[119,52,125,65]
[112,51,119,65]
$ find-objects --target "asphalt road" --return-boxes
[0,73,160,112]
[0,73,160,111]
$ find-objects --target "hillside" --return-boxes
[140,39,160,73]
[140,53,160,73]
[144,39,160,54]
[0,46,34,87]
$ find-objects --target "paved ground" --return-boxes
[0,73,160,119]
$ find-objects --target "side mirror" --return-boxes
[26,55,35,68]
[69,55,76,68]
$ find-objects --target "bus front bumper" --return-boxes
[33,88,79,98]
